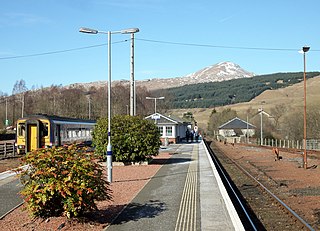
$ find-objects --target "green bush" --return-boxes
[92,115,161,162]
[18,145,110,218]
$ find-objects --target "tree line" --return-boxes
[158,72,320,108]
[207,103,320,142]
[0,79,167,130]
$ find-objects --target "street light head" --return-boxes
[79,27,98,34]
[121,28,139,34]
[302,46,310,53]
[146,96,165,100]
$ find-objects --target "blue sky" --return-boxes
[1,0,320,94]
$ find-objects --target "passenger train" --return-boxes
[15,114,96,154]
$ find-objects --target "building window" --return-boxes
[166,126,172,136]
[158,127,163,136]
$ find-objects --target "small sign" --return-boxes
[151,115,160,120]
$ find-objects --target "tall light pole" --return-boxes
[146,96,165,114]
[129,30,139,116]
[259,101,265,145]
[302,46,310,169]
[80,27,139,183]
[85,91,94,120]
[5,97,8,126]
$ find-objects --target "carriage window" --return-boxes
[43,123,49,137]
[18,123,26,137]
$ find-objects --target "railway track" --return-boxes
[204,140,315,231]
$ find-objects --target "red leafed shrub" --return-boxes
[18,145,111,218]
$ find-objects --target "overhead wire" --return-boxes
[136,38,320,52]
[0,37,319,60]
[0,40,128,60]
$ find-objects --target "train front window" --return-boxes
[18,123,26,137]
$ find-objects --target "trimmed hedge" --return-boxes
[92,115,161,162]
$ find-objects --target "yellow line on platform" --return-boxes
[175,144,198,231]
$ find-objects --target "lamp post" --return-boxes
[146,96,165,114]
[259,101,265,145]
[80,27,139,183]
[85,91,95,120]
[302,46,310,169]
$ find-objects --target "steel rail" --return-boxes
[225,151,315,231]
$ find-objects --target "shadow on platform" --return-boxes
[112,200,166,225]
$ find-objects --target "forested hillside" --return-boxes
[157,72,320,108]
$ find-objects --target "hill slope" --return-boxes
[168,75,320,131]
[161,72,320,109]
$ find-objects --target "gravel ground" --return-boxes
[2,142,319,230]
[0,158,22,173]
[0,152,172,231]
[213,141,320,229]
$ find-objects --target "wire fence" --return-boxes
[254,138,320,151]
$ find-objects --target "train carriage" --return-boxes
[16,114,96,154]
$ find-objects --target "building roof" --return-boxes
[218,117,256,129]
[145,113,190,125]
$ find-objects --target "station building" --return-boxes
[145,113,190,144]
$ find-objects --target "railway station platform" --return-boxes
[105,141,244,231]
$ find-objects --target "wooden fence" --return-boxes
[0,141,16,159]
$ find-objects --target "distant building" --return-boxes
[145,113,190,144]
[218,117,256,143]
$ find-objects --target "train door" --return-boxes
[27,124,38,152]
[56,124,61,146]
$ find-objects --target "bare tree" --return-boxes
[207,108,238,136]
[136,86,152,116]
[112,84,130,116]
[270,104,289,128]
[12,79,28,118]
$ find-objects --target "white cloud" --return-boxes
[0,12,51,27]
[219,14,236,23]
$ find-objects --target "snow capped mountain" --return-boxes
[138,61,255,90]
[67,62,255,91]
[185,61,254,82]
